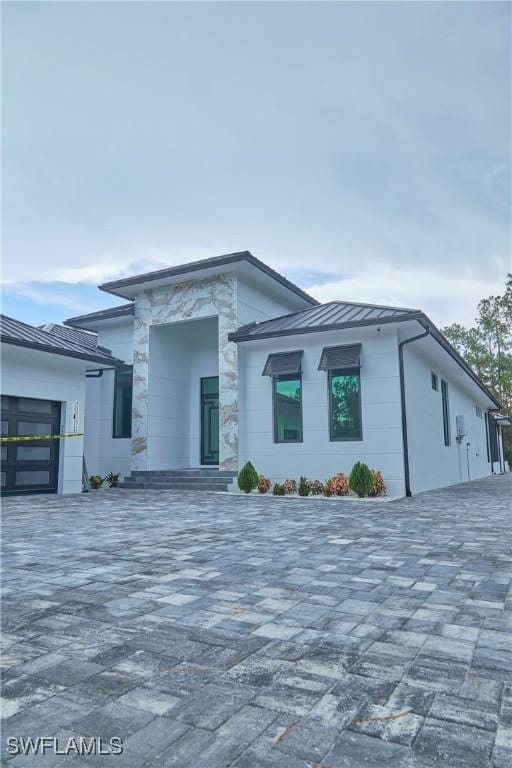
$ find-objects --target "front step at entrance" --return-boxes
[119,468,237,492]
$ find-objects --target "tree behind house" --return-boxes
[442,274,512,462]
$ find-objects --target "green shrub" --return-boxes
[272,483,285,496]
[105,472,121,488]
[349,462,373,498]
[237,461,259,493]
[89,475,104,489]
[298,476,310,496]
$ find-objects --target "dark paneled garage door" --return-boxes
[1,396,61,495]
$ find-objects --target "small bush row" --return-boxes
[237,461,386,497]
[89,472,121,489]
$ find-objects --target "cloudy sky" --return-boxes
[2,1,510,328]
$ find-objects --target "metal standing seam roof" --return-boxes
[229,300,421,341]
[98,251,319,306]
[0,314,123,366]
[64,303,135,328]
[39,323,99,351]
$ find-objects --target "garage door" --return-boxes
[1,396,61,495]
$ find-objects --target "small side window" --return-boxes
[475,405,483,419]
[113,366,133,438]
[441,380,450,446]
[431,372,438,391]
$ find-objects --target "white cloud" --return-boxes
[307,265,506,328]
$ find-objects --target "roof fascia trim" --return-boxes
[0,336,124,367]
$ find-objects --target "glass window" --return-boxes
[18,422,52,436]
[201,376,219,396]
[329,369,362,440]
[15,470,50,486]
[1,472,5,487]
[273,375,302,442]
[1,446,6,461]
[431,372,438,391]
[113,367,133,438]
[18,398,53,413]
[1,420,8,435]
[17,446,51,461]
[441,380,450,446]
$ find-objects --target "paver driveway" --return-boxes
[1,476,511,767]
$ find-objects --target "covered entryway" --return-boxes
[1,396,61,494]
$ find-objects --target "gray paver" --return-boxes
[1,474,510,767]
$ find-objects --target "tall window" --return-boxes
[441,379,450,446]
[273,374,302,442]
[329,369,362,440]
[113,367,133,438]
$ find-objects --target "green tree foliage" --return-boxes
[349,461,374,498]
[237,461,259,493]
[443,275,512,461]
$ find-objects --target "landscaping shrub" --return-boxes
[272,483,285,496]
[326,472,349,496]
[283,478,297,495]
[257,475,271,494]
[105,472,121,488]
[307,480,324,496]
[298,476,310,496]
[349,462,374,498]
[237,462,259,493]
[89,475,104,489]
[323,481,333,497]
[369,470,386,497]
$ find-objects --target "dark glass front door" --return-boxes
[200,376,219,465]
[1,396,61,494]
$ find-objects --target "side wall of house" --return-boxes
[84,320,133,478]
[238,325,406,497]
[237,277,306,326]
[404,345,493,494]
[1,345,86,494]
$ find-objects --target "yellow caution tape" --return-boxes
[0,433,83,443]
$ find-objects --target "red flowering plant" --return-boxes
[325,473,350,496]
[257,475,271,494]
[283,478,297,495]
[307,480,324,495]
[369,470,386,497]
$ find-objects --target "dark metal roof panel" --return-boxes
[0,314,122,366]
[64,303,135,327]
[39,324,98,351]
[98,251,319,306]
[229,300,418,340]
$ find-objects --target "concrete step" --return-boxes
[118,481,230,491]
[122,476,231,486]
[131,469,236,478]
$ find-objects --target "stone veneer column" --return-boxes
[130,273,239,472]
[131,294,151,471]
[218,308,239,472]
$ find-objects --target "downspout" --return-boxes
[398,323,430,497]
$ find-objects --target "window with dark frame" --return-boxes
[113,366,133,438]
[441,379,450,446]
[484,412,491,462]
[329,368,362,440]
[475,405,483,419]
[273,374,302,443]
[431,372,438,391]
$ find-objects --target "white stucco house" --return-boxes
[1,251,508,497]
